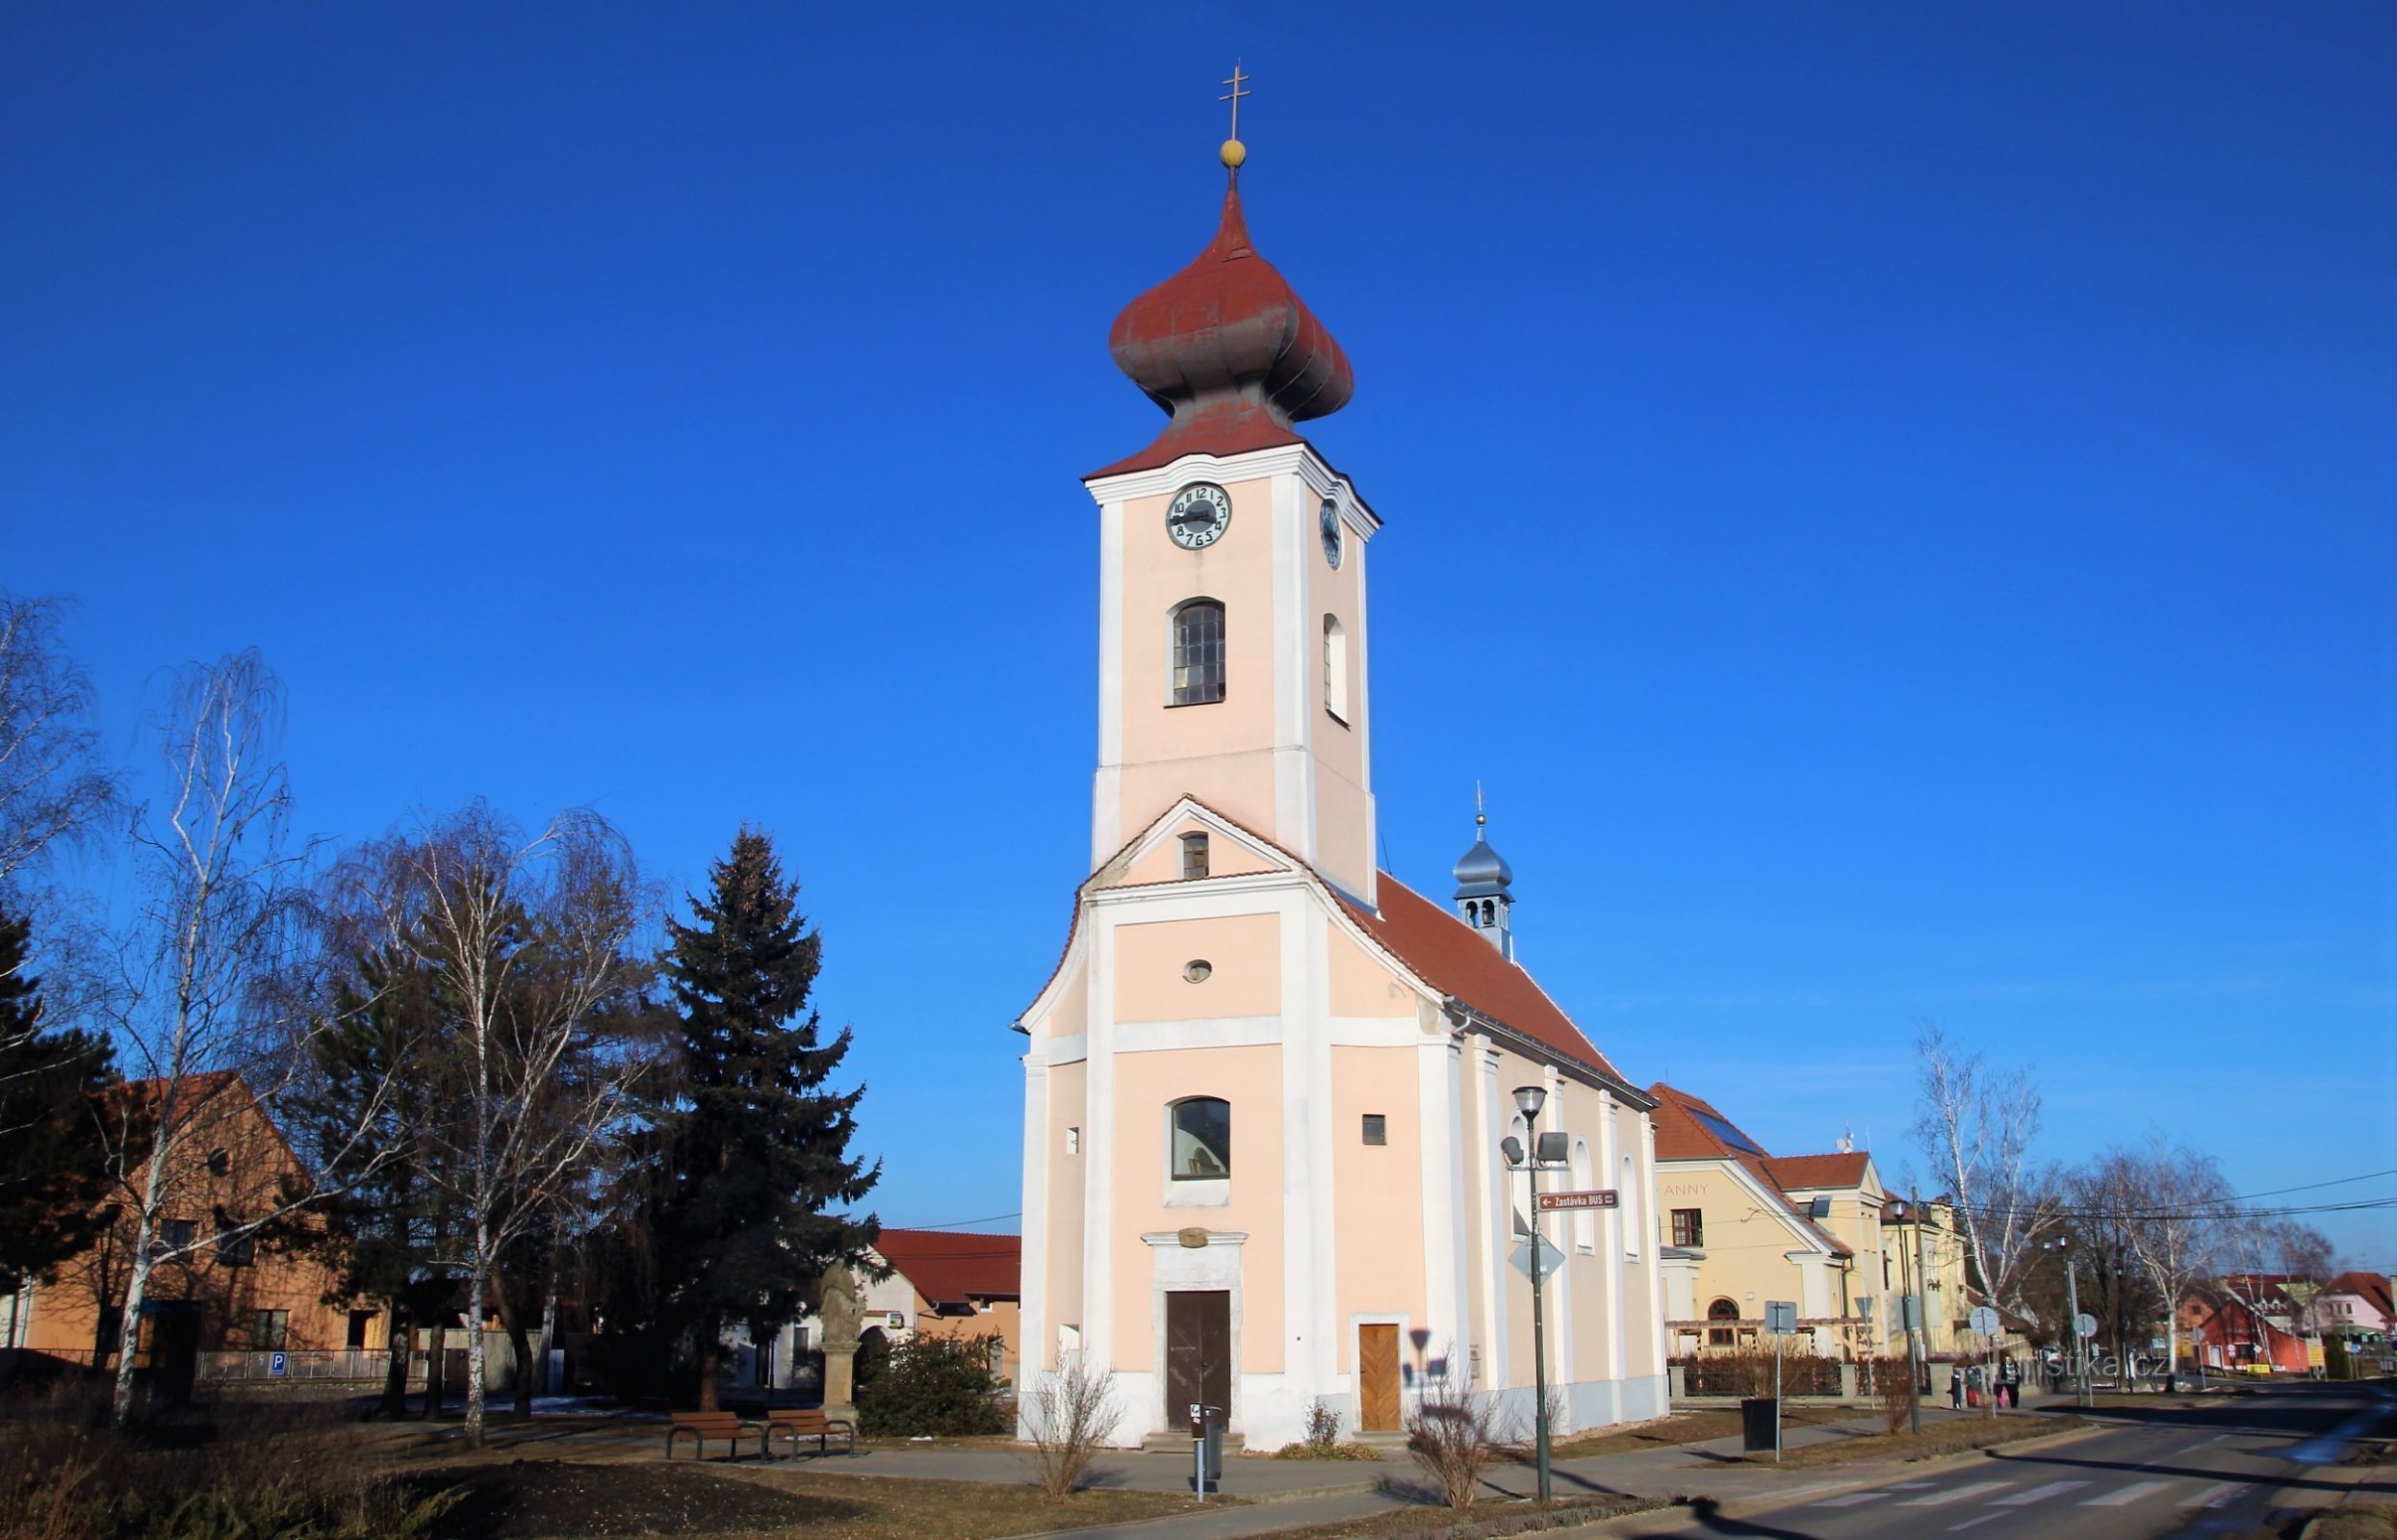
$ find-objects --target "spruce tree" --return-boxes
[0,905,113,1279]
[657,828,878,1409]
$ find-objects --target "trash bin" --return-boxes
[1740,1397,1778,1454]
[1188,1402,1224,1497]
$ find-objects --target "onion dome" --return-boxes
[1454,817,1514,900]
[1094,168,1354,476]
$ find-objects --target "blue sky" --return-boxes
[5,4,2392,1264]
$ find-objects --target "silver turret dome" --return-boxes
[1453,820,1513,900]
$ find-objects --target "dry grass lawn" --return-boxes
[1537,1405,1848,1461]
[402,1458,1221,1540]
[1758,1414,2088,1469]
[1235,1494,1664,1540]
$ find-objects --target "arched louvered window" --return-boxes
[1170,600,1225,706]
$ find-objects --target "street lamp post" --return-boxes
[1510,1085,1556,1505]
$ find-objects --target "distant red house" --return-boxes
[871,1229,1021,1384]
[2178,1275,2314,1374]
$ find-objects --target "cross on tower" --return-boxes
[1220,63,1250,141]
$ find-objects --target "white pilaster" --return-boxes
[1093,500,1126,866]
[1082,911,1118,1383]
[1020,1056,1050,1376]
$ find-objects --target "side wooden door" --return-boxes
[1357,1323,1401,1431]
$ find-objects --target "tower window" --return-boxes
[1180,832,1210,879]
[1169,1096,1230,1180]
[1361,1114,1386,1146]
[1170,600,1225,706]
[1323,614,1349,723]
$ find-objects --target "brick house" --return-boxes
[0,1074,378,1397]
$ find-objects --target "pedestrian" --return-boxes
[1948,1367,1964,1410]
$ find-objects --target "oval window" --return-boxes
[1184,960,1213,983]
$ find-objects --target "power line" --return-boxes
[904,1211,1021,1232]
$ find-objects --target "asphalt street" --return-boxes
[1620,1382,2393,1540]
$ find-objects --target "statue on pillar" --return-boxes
[817,1265,863,1416]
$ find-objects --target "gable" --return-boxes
[1120,812,1280,886]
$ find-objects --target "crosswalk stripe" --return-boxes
[2182,1482,2247,1508]
[1899,1481,2016,1506]
[1813,1491,1893,1506]
[2081,1480,2173,1506]
[1992,1479,2091,1505]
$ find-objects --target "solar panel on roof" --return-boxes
[1691,1108,1766,1156]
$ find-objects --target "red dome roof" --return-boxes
[1093,177,1353,477]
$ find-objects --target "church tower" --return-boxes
[1017,97,1669,1451]
[1081,133,1378,902]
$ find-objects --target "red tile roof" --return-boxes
[1339,875,1621,1081]
[874,1230,1020,1310]
[1647,1083,1861,1257]
[1767,1153,1873,1191]
[2326,1271,2395,1319]
[1648,1082,1755,1162]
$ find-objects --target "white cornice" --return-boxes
[1084,444,1380,536]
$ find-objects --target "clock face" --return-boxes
[1319,498,1343,568]
[1166,482,1233,550]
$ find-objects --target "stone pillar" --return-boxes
[817,1265,863,1419]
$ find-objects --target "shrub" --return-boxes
[854,1334,1011,1437]
[1405,1378,1506,1509]
[1304,1396,1342,1450]
[1021,1358,1120,1502]
[1860,1354,1917,1435]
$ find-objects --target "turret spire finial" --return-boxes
[1219,62,1250,172]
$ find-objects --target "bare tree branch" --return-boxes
[1912,1021,2059,1327]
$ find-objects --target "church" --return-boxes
[1014,116,1668,1450]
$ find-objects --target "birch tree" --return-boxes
[1912,1022,2058,1326]
[97,652,402,1427]
[369,802,652,1446]
[2108,1138,2229,1377]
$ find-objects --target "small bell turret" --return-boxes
[1453,793,1515,960]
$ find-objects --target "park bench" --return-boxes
[666,1410,766,1461]
[767,1407,857,1458]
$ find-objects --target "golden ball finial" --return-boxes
[1220,138,1248,170]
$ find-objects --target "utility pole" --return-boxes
[1895,1194,1923,1436]
[2050,1236,2091,1409]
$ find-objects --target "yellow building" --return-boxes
[1648,1084,1894,1362]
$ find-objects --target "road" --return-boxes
[1622,1382,2393,1540]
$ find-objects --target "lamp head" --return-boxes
[1512,1084,1547,1120]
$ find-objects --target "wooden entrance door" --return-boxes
[1357,1323,1401,1431]
[1164,1291,1230,1429]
